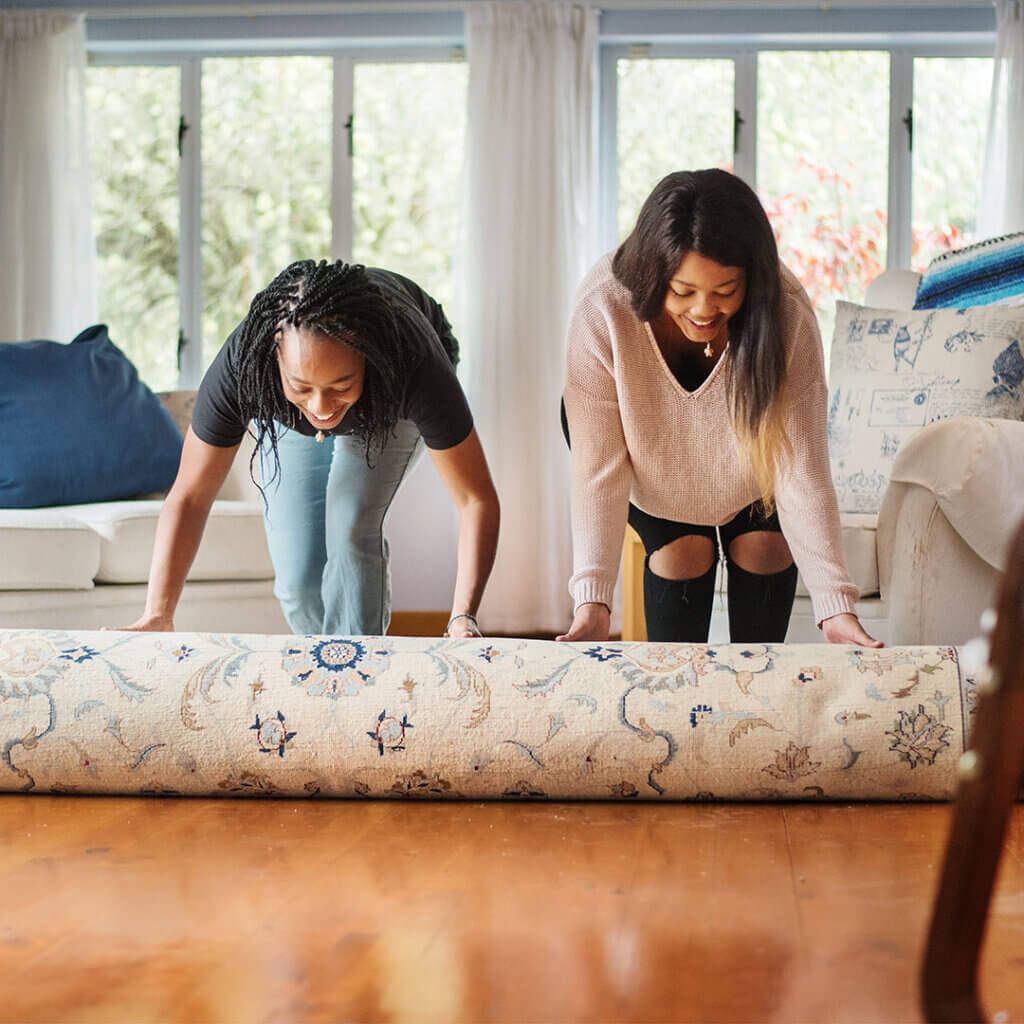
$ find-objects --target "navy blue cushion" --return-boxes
[0,325,183,508]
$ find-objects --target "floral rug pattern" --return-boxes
[0,630,974,800]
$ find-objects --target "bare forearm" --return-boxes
[450,496,499,617]
[143,495,212,621]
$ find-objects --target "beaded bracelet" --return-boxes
[445,612,480,636]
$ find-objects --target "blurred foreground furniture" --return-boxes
[921,514,1024,1023]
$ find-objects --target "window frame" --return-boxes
[85,6,995,386]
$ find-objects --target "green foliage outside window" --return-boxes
[201,56,333,369]
[353,62,467,316]
[86,64,181,392]
[87,52,992,390]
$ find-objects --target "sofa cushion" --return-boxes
[0,508,100,590]
[914,231,1024,309]
[62,500,275,584]
[158,390,197,437]
[827,301,1024,514]
[0,325,183,508]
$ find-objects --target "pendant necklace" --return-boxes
[315,431,326,443]
[704,341,714,359]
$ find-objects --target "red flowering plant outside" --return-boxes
[762,154,968,318]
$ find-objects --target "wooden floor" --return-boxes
[1,797,1022,1024]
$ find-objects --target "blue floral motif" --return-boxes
[59,645,99,665]
[283,638,391,698]
[251,711,296,758]
[477,645,501,663]
[689,704,713,728]
[169,645,195,662]
[795,668,823,686]
[368,709,413,756]
[583,646,622,663]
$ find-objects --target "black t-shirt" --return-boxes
[191,268,473,451]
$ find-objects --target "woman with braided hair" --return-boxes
[124,259,499,639]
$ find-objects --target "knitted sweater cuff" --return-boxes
[570,576,615,614]
[812,587,859,629]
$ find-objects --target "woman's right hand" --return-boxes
[556,602,611,643]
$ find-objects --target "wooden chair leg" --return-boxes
[921,516,1024,1023]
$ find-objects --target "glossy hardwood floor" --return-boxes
[1,797,1021,1023]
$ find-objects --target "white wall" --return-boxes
[386,448,457,610]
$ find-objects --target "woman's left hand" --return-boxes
[821,612,884,647]
[445,612,482,639]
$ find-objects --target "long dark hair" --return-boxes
[235,259,409,488]
[612,168,791,507]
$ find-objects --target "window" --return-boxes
[616,57,734,240]
[609,42,993,361]
[201,57,333,369]
[86,52,466,389]
[911,57,993,271]
[758,50,890,344]
[87,64,181,392]
[353,61,468,311]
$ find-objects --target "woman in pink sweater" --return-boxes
[559,169,882,648]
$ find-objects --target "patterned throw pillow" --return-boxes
[914,231,1024,309]
[827,301,1024,514]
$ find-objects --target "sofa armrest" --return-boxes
[878,416,1024,580]
[876,417,1024,644]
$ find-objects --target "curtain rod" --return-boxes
[75,0,993,19]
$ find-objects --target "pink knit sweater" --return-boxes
[563,253,858,627]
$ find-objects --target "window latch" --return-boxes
[344,114,354,157]
[902,107,913,152]
[177,330,185,371]
[177,116,189,158]
[733,109,745,153]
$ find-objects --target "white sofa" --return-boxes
[0,391,288,633]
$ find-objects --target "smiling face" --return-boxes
[275,325,366,433]
[662,250,747,349]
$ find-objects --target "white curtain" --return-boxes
[458,1,598,635]
[0,12,95,342]
[978,0,1024,238]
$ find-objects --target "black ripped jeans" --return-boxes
[561,399,796,644]
[627,503,798,644]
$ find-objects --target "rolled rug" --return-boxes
[0,629,978,801]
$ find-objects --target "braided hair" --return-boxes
[235,259,408,490]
